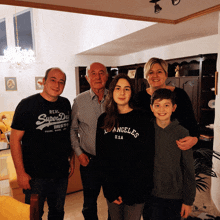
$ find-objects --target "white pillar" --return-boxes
[211,11,220,212]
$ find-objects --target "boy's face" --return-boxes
[150,98,177,123]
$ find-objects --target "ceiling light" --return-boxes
[154,3,162,14]
[149,0,162,14]
[3,7,35,69]
[172,0,181,5]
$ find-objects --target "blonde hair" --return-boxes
[144,57,168,79]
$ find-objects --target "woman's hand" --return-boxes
[113,196,123,205]
[176,136,198,150]
[180,204,192,219]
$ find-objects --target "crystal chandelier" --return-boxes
[3,9,35,69]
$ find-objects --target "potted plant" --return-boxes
[193,148,220,192]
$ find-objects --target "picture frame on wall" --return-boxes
[35,77,44,90]
[5,77,17,91]
[128,69,136,78]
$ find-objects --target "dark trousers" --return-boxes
[23,177,68,220]
[80,157,103,220]
[107,200,144,220]
[142,195,153,220]
[144,196,182,220]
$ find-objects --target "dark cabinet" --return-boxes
[180,76,199,121]
[75,53,217,127]
[165,54,217,125]
[165,76,199,120]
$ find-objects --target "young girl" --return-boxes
[96,74,155,220]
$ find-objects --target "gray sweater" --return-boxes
[152,119,196,206]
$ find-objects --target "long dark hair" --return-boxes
[103,74,135,131]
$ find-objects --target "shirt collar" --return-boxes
[90,88,108,101]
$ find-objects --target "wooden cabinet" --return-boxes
[75,53,217,127]
[165,76,199,121]
[165,54,217,125]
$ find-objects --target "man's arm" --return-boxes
[10,128,31,190]
[70,99,89,166]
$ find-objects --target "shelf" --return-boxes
[201,108,214,111]
[201,90,214,93]
[202,75,215,78]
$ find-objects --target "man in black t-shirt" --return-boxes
[10,68,74,220]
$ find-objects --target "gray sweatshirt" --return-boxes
[152,119,196,206]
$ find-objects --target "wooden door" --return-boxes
[180,76,199,121]
[166,77,180,87]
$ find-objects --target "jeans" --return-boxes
[107,200,144,220]
[80,156,103,220]
[150,196,182,220]
[23,177,68,220]
[142,195,153,220]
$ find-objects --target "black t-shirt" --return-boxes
[96,109,155,205]
[11,93,72,178]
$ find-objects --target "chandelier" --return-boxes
[3,9,35,69]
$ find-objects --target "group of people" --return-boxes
[10,57,198,220]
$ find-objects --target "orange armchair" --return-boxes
[0,194,39,220]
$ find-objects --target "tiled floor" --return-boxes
[42,189,108,220]
[190,176,220,218]
[42,176,220,220]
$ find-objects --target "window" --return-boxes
[0,18,7,56]
[13,9,34,50]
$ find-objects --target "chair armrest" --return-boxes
[0,195,30,220]
[30,194,39,220]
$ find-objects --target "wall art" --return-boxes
[5,77,17,91]
[35,77,44,90]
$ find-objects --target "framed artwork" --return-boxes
[128,69,136,78]
[35,77,44,90]
[5,77,17,91]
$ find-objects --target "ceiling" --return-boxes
[1,0,220,56]
[2,0,220,23]
[78,12,219,56]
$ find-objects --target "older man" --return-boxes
[10,68,74,220]
[71,62,109,220]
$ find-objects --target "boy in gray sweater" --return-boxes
[150,88,196,220]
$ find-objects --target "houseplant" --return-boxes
[193,148,220,192]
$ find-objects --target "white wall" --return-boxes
[0,6,219,114]
[74,14,155,54]
[116,34,219,65]
[0,6,154,112]
[0,7,78,111]
[211,12,220,213]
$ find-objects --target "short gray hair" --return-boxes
[86,62,108,77]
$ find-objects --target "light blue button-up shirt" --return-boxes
[70,88,108,156]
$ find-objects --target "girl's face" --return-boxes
[113,78,132,108]
[147,63,168,89]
